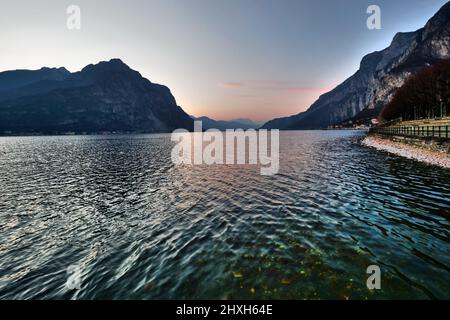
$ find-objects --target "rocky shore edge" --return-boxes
[362,135,450,169]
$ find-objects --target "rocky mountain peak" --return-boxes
[423,1,450,36]
[81,59,134,75]
[75,59,150,90]
[262,1,450,130]
[0,59,194,134]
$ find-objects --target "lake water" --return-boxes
[0,131,448,299]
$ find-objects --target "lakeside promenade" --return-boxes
[364,117,450,168]
[369,117,450,139]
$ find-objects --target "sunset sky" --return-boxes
[0,0,448,122]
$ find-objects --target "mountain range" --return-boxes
[1,2,449,134]
[0,59,193,134]
[262,1,450,129]
[191,116,263,130]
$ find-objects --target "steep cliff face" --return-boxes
[262,2,450,129]
[0,59,193,134]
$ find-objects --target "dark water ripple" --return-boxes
[0,131,449,299]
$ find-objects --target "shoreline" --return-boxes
[0,128,367,138]
[362,135,450,169]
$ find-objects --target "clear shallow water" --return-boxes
[0,131,448,300]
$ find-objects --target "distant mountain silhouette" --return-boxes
[191,116,261,130]
[230,118,266,128]
[0,59,193,134]
[262,1,450,129]
[0,67,70,93]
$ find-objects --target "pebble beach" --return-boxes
[362,135,450,169]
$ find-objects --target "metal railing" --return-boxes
[370,124,450,139]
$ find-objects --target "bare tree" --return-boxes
[380,58,450,122]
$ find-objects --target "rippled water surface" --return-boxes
[0,131,449,299]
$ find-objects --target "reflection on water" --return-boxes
[0,131,448,299]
